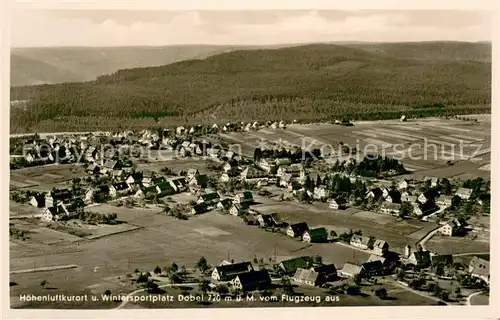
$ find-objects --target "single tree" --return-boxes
[198,280,211,294]
[313,255,323,265]
[375,288,388,300]
[154,265,162,275]
[40,280,49,289]
[104,289,112,296]
[215,284,229,295]
[196,257,209,273]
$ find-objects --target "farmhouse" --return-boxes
[366,188,383,201]
[86,164,101,175]
[47,188,73,206]
[241,166,268,182]
[229,203,250,216]
[286,222,309,238]
[455,187,473,200]
[103,159,120,171]
[413,201,438,216]
[278,256,313,275]
[190,203,209,215]
[231,270,272,292]
[216,198,233,211]
[258,159,274,173]
[439,220,464,236]
[372,239,389,256]
[302,227,328,243]
[169,178,187,192]
[398,180,410,190]
[111,182,131,197]
[293,268,323,286]
[155,182,176,197]
[350,234,374,250]
[189,174,209,188]
[211,261,254,281]
[385,190,402,203]
[468,256,490,284]
[43,198,84,221]
[329,198,347,210]
[197,192,221,206]
[233,191,254,204]
[134,186,157,199]
[29,193,46,208]
[406,250,431,268]
[361,260,384,277]
[85,185,111,203]
[125,172,144,188]
[380,202,401,215]
[337,263,362,278]
[311,264,337,281]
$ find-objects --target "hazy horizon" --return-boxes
[11,9,492,48]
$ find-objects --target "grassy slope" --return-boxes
[10,42,491,133]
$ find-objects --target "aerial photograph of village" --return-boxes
[8,8,491,309]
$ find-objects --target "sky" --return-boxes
[11,9,493,47]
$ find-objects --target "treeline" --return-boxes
[10,44,491,133]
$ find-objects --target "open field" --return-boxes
[212,117,490,180]
[11,209,373,306]
[252,195,431,251]
[425,235,490,255]
[10,164,85,191]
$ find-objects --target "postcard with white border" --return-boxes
[2,0,499,319]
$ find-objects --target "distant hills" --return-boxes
[10,42,491,133]
[11,41,491,86]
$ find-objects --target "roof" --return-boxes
[430,254,453,266]
[215,261,254,277]
[351,234,373,246]
[456,187,473,196]
[50,188,73,201]
[293,268,320,283]
[192,174,208,186]
[412,251,431,265]
[235,270,271,287]
[367,188,383,197]
[64,198,85,212]
[201,192,220,202]
[373,239,388,249]
[367,254,386,264]
[232,203,250,211]
[127,172,144,181]
[152,176,167,184]
[306,227,328,238]
[237,191,253,200]
[187,168,199,175]
[218,198,233,209]
[258,214,274,225]
[340,263,362,276]
[113,182,129,191]
[311,263,337,275]
[470,256,490,277]
[288,222,309,235]
[156,182,175,192]
[362,260,384,272]
[191,203,209,214]
[279,256,312,273]
[104,159,119,169]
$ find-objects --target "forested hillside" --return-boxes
[348,41,491,62]
[10,43,491,133]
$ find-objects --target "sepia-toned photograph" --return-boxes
[5,0,495,315]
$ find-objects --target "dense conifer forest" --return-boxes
[10,43,491,133]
